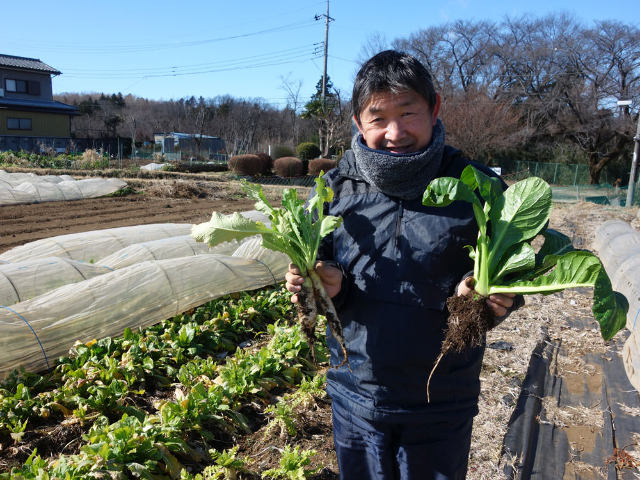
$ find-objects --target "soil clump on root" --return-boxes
[443,294,494,353]
[427,293,494,402]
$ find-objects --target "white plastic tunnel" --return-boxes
[594,219,640,391]
[0,212,289,379]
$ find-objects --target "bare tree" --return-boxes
[280,74,304,145]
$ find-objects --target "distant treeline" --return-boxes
[56,15,640,184]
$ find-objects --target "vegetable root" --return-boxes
[310,270,350,370]
[296,277,318,363]
[426,294,492,403]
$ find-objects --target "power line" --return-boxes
[62,45,321,78]
[14,20,319,55]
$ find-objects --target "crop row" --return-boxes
[0,286,329,479]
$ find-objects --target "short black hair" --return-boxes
[352,50,437,125]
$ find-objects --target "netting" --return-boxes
[0,170,127,206]
[510,161,640,206]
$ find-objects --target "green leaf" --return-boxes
[191,212,272,246]
[241,180,275,216]
[488,177,552,277]
[492,251,602,294]
[593,269,628,340]
[492,242,536,281]
[422,176,481,209]
[319,215,342,237]
[460,165,502,206]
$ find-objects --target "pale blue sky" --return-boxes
[3,0,638,107]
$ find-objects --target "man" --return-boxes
[286,50,517,480]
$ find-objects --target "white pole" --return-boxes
[626,114,640,207]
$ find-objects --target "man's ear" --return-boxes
[353,115,364,134]
[431,94,442,125]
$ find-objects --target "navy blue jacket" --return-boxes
[318,145,503,422]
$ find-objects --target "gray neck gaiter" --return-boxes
[352,119,445,200]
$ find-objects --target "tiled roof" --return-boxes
[0,97,77,113]
[0,54,61,75]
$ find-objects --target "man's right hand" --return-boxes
[285,261,343,303]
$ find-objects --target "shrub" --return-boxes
[308,157,337,176]
[228,154,264,176]
[255,152,273,174]
[82,149,101,163]
[274,157,304,178]
[296,142,321,161]
[272,145,295,159]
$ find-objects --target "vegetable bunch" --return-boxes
[192,176,348,366]
[422,165,628,341]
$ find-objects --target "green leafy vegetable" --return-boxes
[422,165,628,340]
[192,176,349,367]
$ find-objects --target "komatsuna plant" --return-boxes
[192,175,348,367]
[422,165,628,400]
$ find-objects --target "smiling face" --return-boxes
[355,90,441,154]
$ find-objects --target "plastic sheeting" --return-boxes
[594,219,640,392]
[97,235,239,270]
[140,163,165,171]
[0,257,112,306]
[502,318,640,479]
[0,170,126,206]
[0,211,290,378]
[0,250,289,378]
[0,223,193,263]
[592,219,634,253]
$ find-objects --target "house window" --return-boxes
[7,118,32,130]
[5,79,39,95]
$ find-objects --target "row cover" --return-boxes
[594,219,640,391]
[0,170,126,206]
[0,213,288,378]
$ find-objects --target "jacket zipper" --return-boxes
[394,200,404,251]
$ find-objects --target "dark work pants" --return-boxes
[331,398,473,480]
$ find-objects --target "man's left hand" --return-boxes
[456,277,515,318]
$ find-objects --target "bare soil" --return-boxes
[0,173,297,255]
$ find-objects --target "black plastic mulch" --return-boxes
[502,316,640,479]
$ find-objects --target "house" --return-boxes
[0,54,77,152]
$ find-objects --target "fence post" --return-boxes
[553,163,558,184]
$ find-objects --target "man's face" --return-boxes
[355,90,440,154]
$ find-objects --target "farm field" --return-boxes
[0,173,275,255]
[1,171,639,478]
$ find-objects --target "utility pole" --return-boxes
[314,0,334,156]
[626,112,640,207]
[316,0,333,109]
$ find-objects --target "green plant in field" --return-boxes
[1,449,87,480]
[288,373,326,409]
[261,445,320,479]
[180,446,250,480]
[264,400,299,438]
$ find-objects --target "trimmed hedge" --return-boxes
[228,154,264,176]
[308,158,337,176]
[274,156,304,178]
[255,152,273,174]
